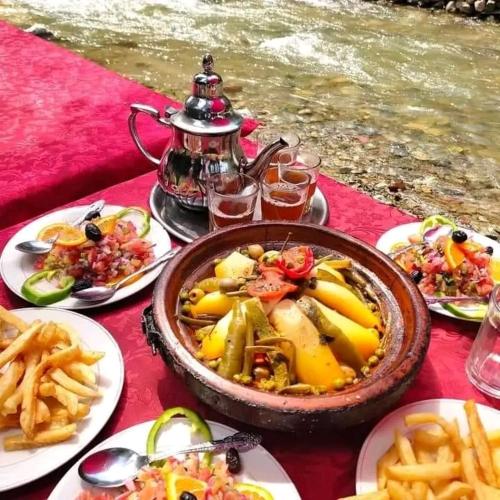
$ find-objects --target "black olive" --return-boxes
[84,210,101,221]
[179,492,197,500]
[451,230,467,243]
[410,270,423,284]
[85,223,102,241]
[71,279,93,293]
[485,246,494,255]
[226,447,241,474]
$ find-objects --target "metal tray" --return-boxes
[149,182,329,243]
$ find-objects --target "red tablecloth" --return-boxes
[0,21,258,230]
[1,170,497,500]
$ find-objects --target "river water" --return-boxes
[1,0,499,234]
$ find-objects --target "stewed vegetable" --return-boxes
[178,238,386,396]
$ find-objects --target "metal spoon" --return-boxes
[15,200,106,254]
[72,247,181,302]
[78,431,261,488]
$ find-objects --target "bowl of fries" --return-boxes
[347,398,500,500]
[0,306,123,491]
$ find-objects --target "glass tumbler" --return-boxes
[206,173,259,230]
[465,285,500,398]
[260,165,310,221]
[281,150,321,213]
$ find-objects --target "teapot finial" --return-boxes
[202,54,214,73]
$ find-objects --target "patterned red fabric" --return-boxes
[0,21,259,230]
[0,171,498,500]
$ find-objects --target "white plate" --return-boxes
[356,398,500,494]
[49,418,301,500]
[376,222,499,321]
[0,204,171,310]
[0,308,124,492]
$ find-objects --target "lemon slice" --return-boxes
[490,257,500,283]
[234,483,274,500]
[165,472,207,500]
[37,223,86,247]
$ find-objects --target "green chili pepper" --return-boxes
[21,270,75,306]
[146,406,213,466]
[116,206,151,237]
[218,301,247,379]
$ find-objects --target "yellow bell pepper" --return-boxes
[305,280,380,329]
[269,300,344,388]
[190,291,235,318]
[313,299,379,360]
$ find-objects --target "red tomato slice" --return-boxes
[246,271,298,301]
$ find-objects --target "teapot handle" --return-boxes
[128,103,169,166]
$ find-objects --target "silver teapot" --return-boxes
[128,54,288,211]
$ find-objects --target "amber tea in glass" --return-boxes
[260,166,310,221]
[207,173,258,230]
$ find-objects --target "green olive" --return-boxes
[181,303,192,314]
[179,290,189,301]
[368,355,379,367]
[247,244,265,260]
[374,348,385,359]
[333,378,345,390]
[360,365,370,377]
[189,288,205,304]
[218,278,239,293]
[259,250,280,264]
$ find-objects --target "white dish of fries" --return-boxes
[354,398,500,500]
[0,307,124,491]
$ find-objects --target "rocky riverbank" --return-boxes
[373,0,500,18]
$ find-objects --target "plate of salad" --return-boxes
[49,407,301,500]
[376,215,500,321]
[0,203,171,309]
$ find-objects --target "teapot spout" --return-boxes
[244,137,289,179]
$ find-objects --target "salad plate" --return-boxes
[49,417,301,499]
[376,221,499,321]
[355,398,500,494]
[0,308,124,492]
[0,204,171,310]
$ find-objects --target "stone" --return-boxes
[25,24,54,40]
[338,167,352,174]
[458,1,473,12]
[390,143,409,157]
[446,1,457,10]
[224,84,243,93]
[389,179,407,192]
[485,0,496,11]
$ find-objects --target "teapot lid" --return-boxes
[170,54,243,136]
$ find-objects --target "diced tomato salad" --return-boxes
[35,220,154,286]
[396,235,494,297]
[77,454,251,500]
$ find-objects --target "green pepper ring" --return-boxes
[146,406,213,466]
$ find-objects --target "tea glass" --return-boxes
[465,285,500,398]
[206,173,259,230]
[278,150,321,213]
[260,165,311,222]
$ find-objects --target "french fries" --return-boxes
[345,400,500,500]
[0,307,104,450]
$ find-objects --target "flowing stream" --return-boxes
[1,0,499,234]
